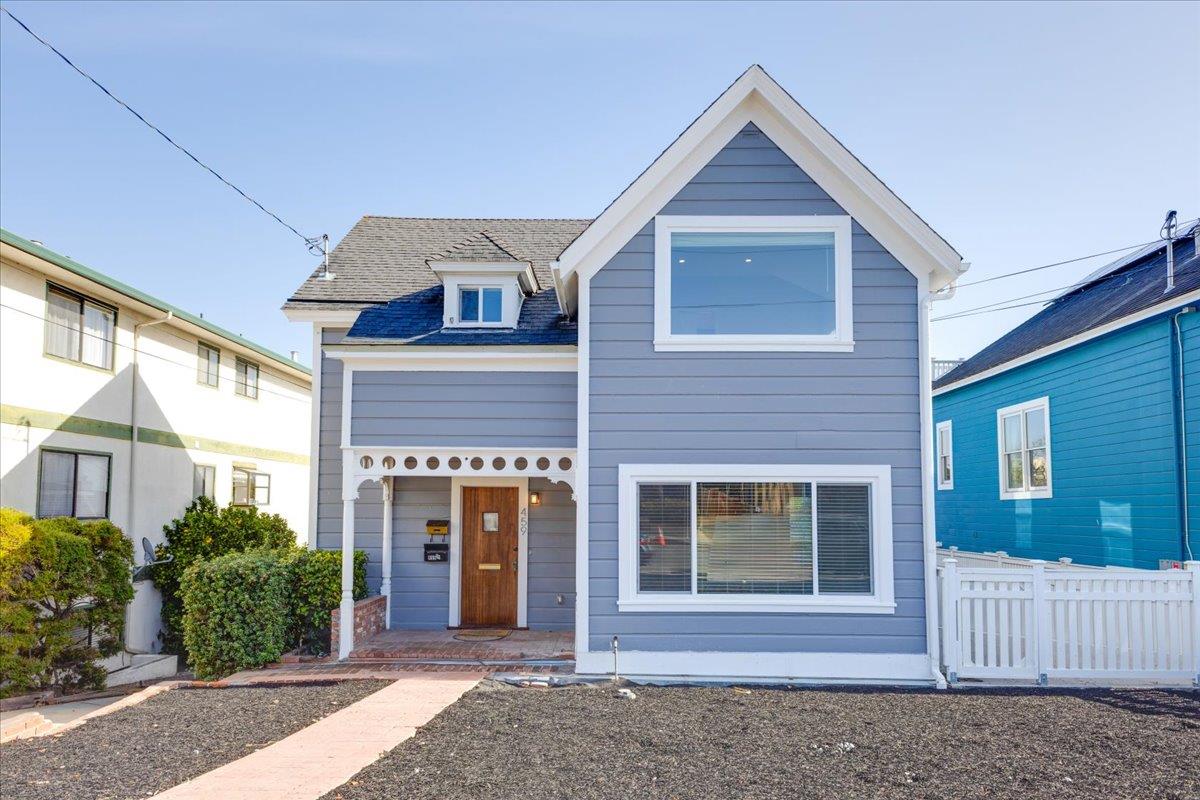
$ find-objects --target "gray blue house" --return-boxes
[933,220,1199,569]
[284,66,966,683]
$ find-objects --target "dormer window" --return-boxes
[426,230,540,330]
[459,286,504,325]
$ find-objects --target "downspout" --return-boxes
[1173,307,1196,561]
[125,310,172,653]
[922,278,957,689]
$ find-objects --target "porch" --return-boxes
[336,446,577,658]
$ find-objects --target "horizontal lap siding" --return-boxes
[934,316,1184,568]
[586,124,926,654]
[351,371,576,448]
[528,478,576,629]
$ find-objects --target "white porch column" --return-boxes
[338,493,356,660]
[380,478,393,629]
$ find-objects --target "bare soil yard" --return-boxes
[326,682,1199,800]
[1,680,388,800]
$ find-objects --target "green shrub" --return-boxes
[180,550,290,680]
[284,549,368,654]
[153,496,297,654]
[0,511,134,698]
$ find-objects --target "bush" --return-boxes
[180,550,290,680]
[153,496,297,654]
[284,549,368,654]
[0,511,134,698]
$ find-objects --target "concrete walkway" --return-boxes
[148,672,483,800]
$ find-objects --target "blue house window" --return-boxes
[459,287,503,325]
[997,397,1052,500]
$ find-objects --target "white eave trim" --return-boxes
[428,260,539,294]
[282,306,368,325]
[933,290,1200,396]
[324,346,578,372]
[554,65,965,294]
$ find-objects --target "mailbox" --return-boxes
[424,542,449,563]
[426,519,449,536]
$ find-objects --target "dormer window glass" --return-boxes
[459,287,504,324]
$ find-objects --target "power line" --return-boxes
[954,240,1160,288]
[931,254,1178,323]
[0,6,322,253]
[0,301,312,404]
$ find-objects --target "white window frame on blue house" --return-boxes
[996,396,1053,501]
[936,420,954,490]
[652,215,855,352]
[616,463,895,614]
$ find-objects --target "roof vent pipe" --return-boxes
[1161,210,1178,293]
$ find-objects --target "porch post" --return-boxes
[339,493,356,660]
[381,477,393,629]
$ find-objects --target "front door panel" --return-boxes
[460,486,518,627]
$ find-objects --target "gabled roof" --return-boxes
[934,220,1200,393]
[284,217,589,309]
[2,228,311,378]
[553,65,966,308]
[426,230,525,265]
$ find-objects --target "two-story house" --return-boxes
[0,230,312,655]
[284,66,967,683]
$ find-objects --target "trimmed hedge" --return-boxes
[153,496,297,654]
[0,511,134,697]
[284,548,368,655]
[181,550,290,680]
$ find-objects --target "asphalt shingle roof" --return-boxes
[935,222,1200,390]
[286,216,591,345]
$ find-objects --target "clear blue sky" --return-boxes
[2,1,1197,366]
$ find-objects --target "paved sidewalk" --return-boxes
[148,673,483,800]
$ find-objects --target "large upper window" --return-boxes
[44,285,115,370]
[997,397,1052,500]
[653,216,853,352]
[619,464,894,613]
[197,342,220,387]
[38,449,111,519]
[458,286,504,325]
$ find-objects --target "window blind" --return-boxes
[815,484,872,594]
[637,483,691,592]
[696,482,813,595]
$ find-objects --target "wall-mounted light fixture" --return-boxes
[529,492,541,506]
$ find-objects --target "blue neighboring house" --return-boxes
[933,219,1200,569]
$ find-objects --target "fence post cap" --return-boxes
[1184,560,1200,570]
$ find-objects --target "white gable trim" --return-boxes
[554,66,965,293]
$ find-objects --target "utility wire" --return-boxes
[931,253,1183,323]
[0,302,312,404]
[0,6,320,251]
[954,240,1160,288]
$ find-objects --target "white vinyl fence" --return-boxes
[939,559,1200,686]
[936,546,1101,571]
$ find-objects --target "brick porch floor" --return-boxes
[349,628,574,663]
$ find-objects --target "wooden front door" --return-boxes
[460,486,519,627]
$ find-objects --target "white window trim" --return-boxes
[617,464,894,614]
[652,215,855,352]
[936,420,953,490]
[996,396,1053,501]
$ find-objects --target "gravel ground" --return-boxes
[324,682,1199,800]
[1,680,389,800]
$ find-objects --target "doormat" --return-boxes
[453,629,513,642]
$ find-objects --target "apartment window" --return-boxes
[619,465,894,613]
[193,464,216,500]
[232,468,270,506]
[37,449,111,519]
[936,421,954,490]
[653,215,853,352]
[197,343,220,387]
[997,397,1052,500]
[235,358,259,399]
[44,285,115,369]
[458,287,503,325]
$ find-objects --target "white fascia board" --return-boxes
[555,66,966,298]
[932,290,1200,396]
[281,307,365,325]
[429,261,539,293]
[324,346,578,372]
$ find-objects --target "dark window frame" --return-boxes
[234,357,260,399]
[193,464,217,500]
[232,467,270,506]
[43,283,117,372]
[36,447,113,519]
[197,341,221,388]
